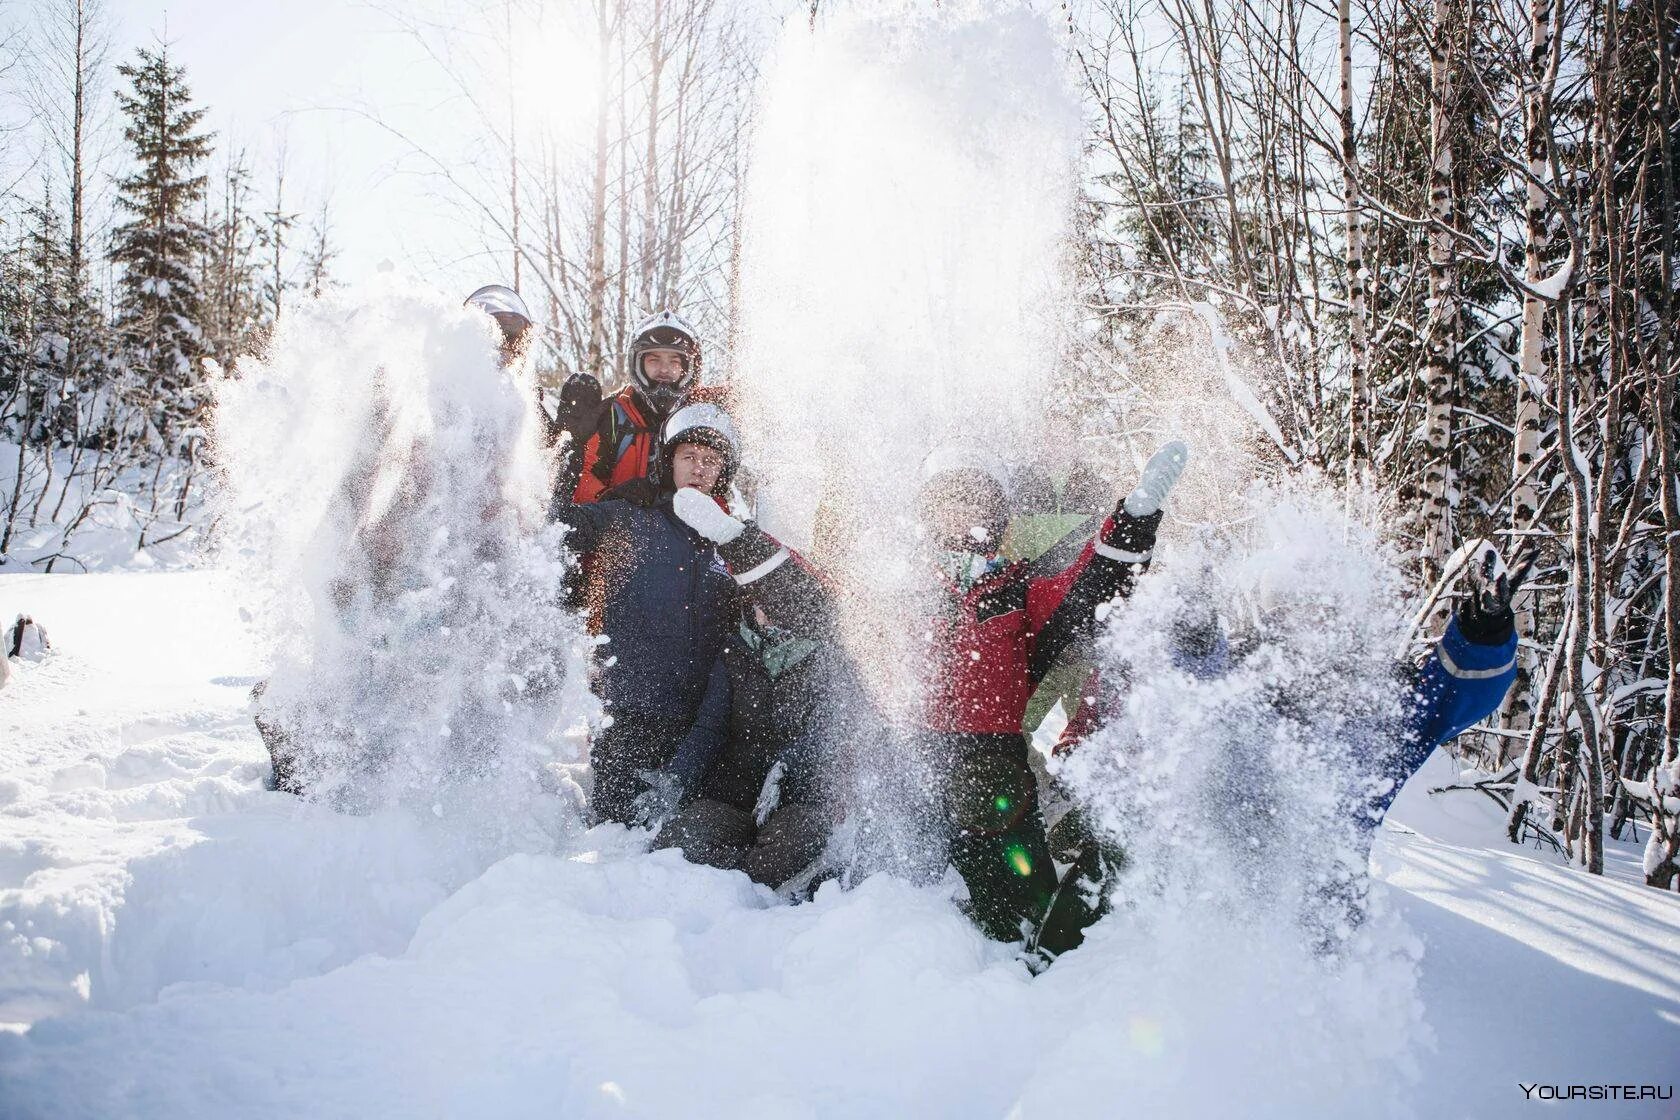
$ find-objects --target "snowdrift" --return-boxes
[1,571,1676,1118]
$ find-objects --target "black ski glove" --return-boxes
[1458,544,1535,645]
[717,524,782,574]
[1101,507,1164,558]
[555,372,603,446]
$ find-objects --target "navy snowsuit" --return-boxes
[548,485,735,824]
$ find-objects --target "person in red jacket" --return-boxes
[911,441,1188,958]
[553,310,706,503]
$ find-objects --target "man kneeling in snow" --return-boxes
[642,493,866,892]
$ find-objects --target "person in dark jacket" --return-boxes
[909,440,1189,954]
[550,401,742,825]
[646,496,866,891]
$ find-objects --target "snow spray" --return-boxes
[733,0,1083,873]
[1033,486,1428,1114]
[210,288,594,853]
[733,1,1425,1109]
[735,0,1081,554]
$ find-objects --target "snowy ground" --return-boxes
[0,442,206,575]
[1,570,1676,1119]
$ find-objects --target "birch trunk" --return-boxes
[585,1,614,378]
[1339,0,1370,482]
[1420,0,1459,575]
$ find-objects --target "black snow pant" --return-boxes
[654,798,831,890]
[252,680,305,796]
[590,710,690,826]
[931,732,1060,945]
[1032,807,1127,957]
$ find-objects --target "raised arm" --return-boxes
[671,488,837,639]
[1367,544,1528,825]
[1026,442,1188,684]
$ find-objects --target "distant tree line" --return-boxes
[0,0,336,565]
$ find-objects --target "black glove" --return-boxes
[718,524,782,573]
[630,769,685,829]
[1459,544,1534,644]
[555,372,603,444]
[601,476,661,509]
[1102,507,1163,557]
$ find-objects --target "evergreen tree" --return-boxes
[300,199,340,300]
[200,153,265,370]
[20,197,72,444]
[109,43,213,455]
[0,228,33,441]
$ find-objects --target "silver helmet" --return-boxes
[465,284,535,347]
[656,402,737,494]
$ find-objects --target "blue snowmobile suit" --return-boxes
[1368,610,1519,824]
[1165,608,1519,827]
[1031,606,1519,956]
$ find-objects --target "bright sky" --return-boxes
[100,0,497,293]
[2,0,669,297]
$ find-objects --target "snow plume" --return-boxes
[1052,484,1428,1112]
[1068,301,1301,530]
[735,0,1082,552]
[209,288,593,853]
[732,0,1082,867]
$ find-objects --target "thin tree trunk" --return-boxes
[1555,314,1604,873]
[1502,0,1562,763]
[1508,603,1570,841]
[1340,0,1370,483]
[1419,0,1459,577]
[506,0,520,294]
[640,0,666,313]
[585,1,614,378]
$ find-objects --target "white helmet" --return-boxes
[656,402,737,494]
[919,444,1010,492]
[465,284,534,345]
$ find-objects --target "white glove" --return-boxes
[1123,440,1190,517]
[754,759,787,827]
[673,486,745,544]
[630,769,684,828]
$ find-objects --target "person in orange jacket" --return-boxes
[553,310,709,504]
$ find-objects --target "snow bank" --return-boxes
[0,442,206,573]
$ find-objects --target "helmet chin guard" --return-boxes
[641,380,688,416]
